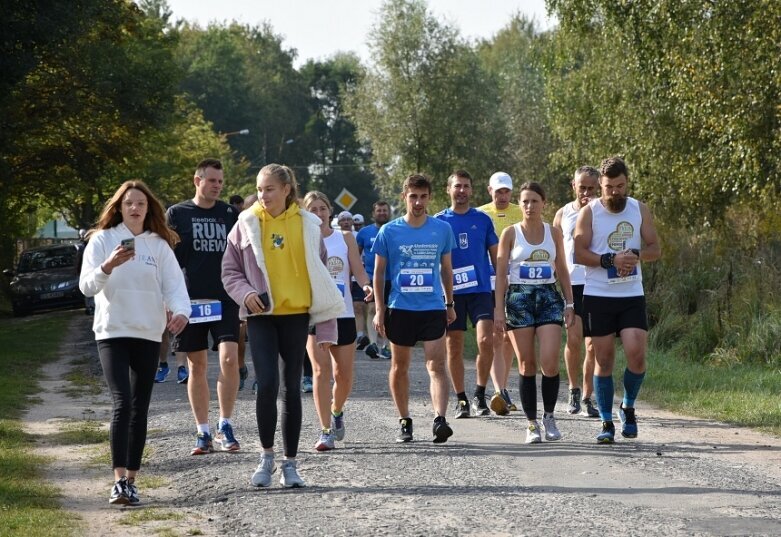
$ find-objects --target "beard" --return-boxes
[605,194,627,212]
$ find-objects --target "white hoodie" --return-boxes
[79,223,190,342]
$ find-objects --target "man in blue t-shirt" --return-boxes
[435,170,501,420]
[355,200,392,359]
[373,174,456,444]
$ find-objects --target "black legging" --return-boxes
[97,338,160,470]
[247,313,309,458]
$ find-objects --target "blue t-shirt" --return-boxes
[356,224,381,278]
[373,216,456,311]
[434,208,498,295]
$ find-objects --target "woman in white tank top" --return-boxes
[494,182,575,445]
[303,192,373,452]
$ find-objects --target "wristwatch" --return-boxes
[445,301,455,308]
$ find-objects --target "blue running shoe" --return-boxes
[380,346,392,360]
[619,404,638,438]
[239,365,248,390]
[191,431,214,455]
[301,376,313,393]
[154,363,170,383]
[331,411,346,441]
[597,421,616,444]
[215,422,240,452]
[176,366,188,384]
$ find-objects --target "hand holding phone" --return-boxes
[121,238,135,250]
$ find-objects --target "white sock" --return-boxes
[197,423,210,435]
[357,331,365,338]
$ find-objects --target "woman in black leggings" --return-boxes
[222,164,344,489]
[79,180,190,505]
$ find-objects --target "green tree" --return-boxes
[347,0,504,208]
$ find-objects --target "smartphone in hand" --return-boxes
[258,292,270,309]
[121,238,135,250]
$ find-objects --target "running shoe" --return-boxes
[454,399,471,419]
[525,421,542,444]
[280,460,305,488]
[490,392,510,416]
[315,430,335,451]
[191,432,214,455]
[432,416,453,444]
[215,422,240,452]
[154,363,170,383]
[239,365,248,390]
[176,365,189,384]
[356,335,370,350]
[301,376,313,393]
[109,476,130,505]
[380,346,392,360]
[365,343,380,359]
[501,388,518,411]
[619,404,638,438]
[251,454,276,487]
[252,379,258,394]
[331,411,346,441]
[597,421,616,444]
[126,481,140,505]
[396,418,413,443]
[581,397,600,418]
[472,395,490,416]
[567,387,582,414]
[542,413,562,441]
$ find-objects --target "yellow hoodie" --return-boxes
[254,202,311,314]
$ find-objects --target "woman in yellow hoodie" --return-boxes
[222,164,344,488]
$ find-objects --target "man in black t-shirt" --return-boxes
[168,158,241,455]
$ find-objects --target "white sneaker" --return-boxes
[250,454,276,487]
[280,459,305,488]
[542,414,562,441]
[525,421,542,444]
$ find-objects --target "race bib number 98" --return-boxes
[453,265,478,291]
[400,268,434,293]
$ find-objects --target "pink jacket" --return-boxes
[222,207,343,345]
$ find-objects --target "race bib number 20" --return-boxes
[400,268,434,293]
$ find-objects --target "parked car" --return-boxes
[3,243,84,316]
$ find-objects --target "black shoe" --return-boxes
[396,418,413,443]
[127,481,140,505]
[472,395,489,416]
[454,399,471,419]
[356,335,370,350]
[432,416,453,444]
[597,421,616,444]
[619,404,638,438]
[365,343,380,359]
[109,476,130,505]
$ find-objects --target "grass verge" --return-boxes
[0,312,79,536]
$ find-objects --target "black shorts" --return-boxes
[173,300,240,353]
[582,295,648,337]
[350,281,365,302]
[385,308,447,347]
[572,284,586,318]
[308,317,358,347]
[448,292,493,331]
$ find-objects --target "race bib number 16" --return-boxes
[190,299,222,324]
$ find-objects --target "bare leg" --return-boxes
[445,330,465,394]
[307,334,332,429]
[389,344,412,417]
[216,341,239,419]
[187,350,209,425]
[423,336,449,417]
[474,319,494,387]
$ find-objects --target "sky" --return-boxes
[165,0,556,66]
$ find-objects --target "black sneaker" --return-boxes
[597,421,616,444]
[126,480,140,505]
[356,335,370,350]
[109,476,130,505]
[454,399,471,419]
[432,416,453,444]
[567,387,582,414]
[472,395,490,416]
[396,418,413,443]
[365,343,380,359]
[581,397,600,418]
[619,404,638,438]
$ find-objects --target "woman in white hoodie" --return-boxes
[79,180,190,506]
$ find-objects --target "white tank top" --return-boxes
[508,222,557,285]
[324,231,354,318]
[560,201,586,285]
[584,197,644,297]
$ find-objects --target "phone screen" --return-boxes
[121,238,135,250]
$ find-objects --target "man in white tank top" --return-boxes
[553,166,600,417]
[573,156,661,444]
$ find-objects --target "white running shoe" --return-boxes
[525,421,542,444]
[280,460,305,488]
[542,413,562,441]
[250,454,276,487]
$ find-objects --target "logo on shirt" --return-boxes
[526,249,550,262]
[271,233,285,249]
[459,233,469,249]
[608,222,634,251]
[327,256,345,278]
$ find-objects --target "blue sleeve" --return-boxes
[443,226,455,254]
[373,227,389,258]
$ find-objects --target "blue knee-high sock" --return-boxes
[593,375,614,422]
[622,368,646,408]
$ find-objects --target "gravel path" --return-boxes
[29,314,781,536]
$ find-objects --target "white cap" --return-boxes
[489,172,513,192]
[337,210,353,222]
[353,213,364,224]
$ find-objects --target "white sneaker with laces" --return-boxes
[280,459,305,488]
[542,413,562,441]
[525,421,542,444]
[250,454,276,487]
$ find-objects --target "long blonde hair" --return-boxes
[258,164,299,208]
[88,180,179,248]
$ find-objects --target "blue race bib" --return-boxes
[190,299,222,324]
[400,268,434,293]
